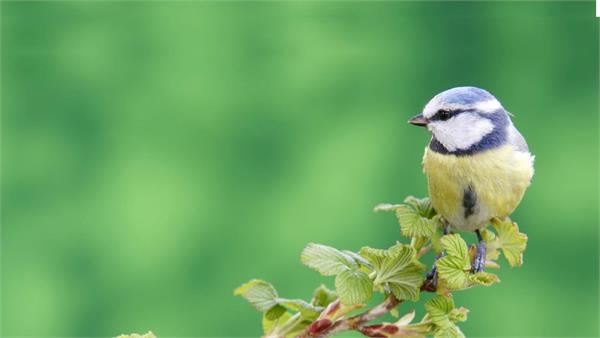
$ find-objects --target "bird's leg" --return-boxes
[422,223,451,291]
[442,223,450,236]
[472,229,487,273]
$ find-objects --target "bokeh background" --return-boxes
[1,1,598,337]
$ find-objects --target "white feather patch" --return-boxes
[474,99,502,113]
[428,113,494,151]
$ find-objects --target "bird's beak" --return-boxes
[408,114,427,127]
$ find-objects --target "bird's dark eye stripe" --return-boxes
[430,108,471,121]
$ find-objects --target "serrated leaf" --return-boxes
[334,270,373,305]
[311,284,337,307]
[425,295,454,329]
[437,256,470,290]
[468,272,500,286]
[359,244,424,301]
[359,246,390,267]
[440,234,469,260]
[448,307,469,322]
[493,219,528,267]
[403,196,436,218]
[425,296,466,338]
[387,264,426,302]
[436,235,471,290]
[301,243,358,276]
[234,279,279,312]
[396,204,437,238]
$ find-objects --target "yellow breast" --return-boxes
[423,145,534,231]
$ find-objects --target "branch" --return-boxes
[237,198,523,338]
[296,295,402,338]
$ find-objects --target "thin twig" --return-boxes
[296,295,402,337]
[325,295,402,336]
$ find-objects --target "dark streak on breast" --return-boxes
[463,185,477,218]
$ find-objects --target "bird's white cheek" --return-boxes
[430,114,494,151]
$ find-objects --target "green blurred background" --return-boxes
[1,1,598,337]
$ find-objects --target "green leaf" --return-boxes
[264,304,286,321]
[387,267,425,302]
[278,299,320,319]
[437,235,501,289]
[411,235,430,253]
[343,250,373,269]
[436,235,471,290]
[468,272,500,286]
[359,246,390,273]
[301,243,358,276]
[434,325,465,338]
[440,234,469,259]
[425,296,467,338]
[311,284,337,307]
[375,197,438,239]
[448,307,469,322]
[430,225,444,254]
[493,219,528,267]
[334,270,373,305]
[437,256,470,290]
[263,310,288,334]
[425,295,455,329]
[396,204,437,238]
[262,311,306,337]
[234,279,279,312]
[403,196,436,218]
[359,244,425,301]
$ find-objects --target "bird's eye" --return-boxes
[438,109,451,121]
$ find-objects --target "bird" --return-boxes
[408,86,534,273]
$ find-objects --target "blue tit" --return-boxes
[409,86,534,273]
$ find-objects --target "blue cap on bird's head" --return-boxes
[419,86,502,120]
[429,87,495,106]
[408,86,513,155]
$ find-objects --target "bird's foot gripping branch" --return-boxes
[235,196,528,338]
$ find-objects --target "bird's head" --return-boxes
[409,86,510,153]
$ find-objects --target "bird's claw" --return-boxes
[421,267,438,292]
